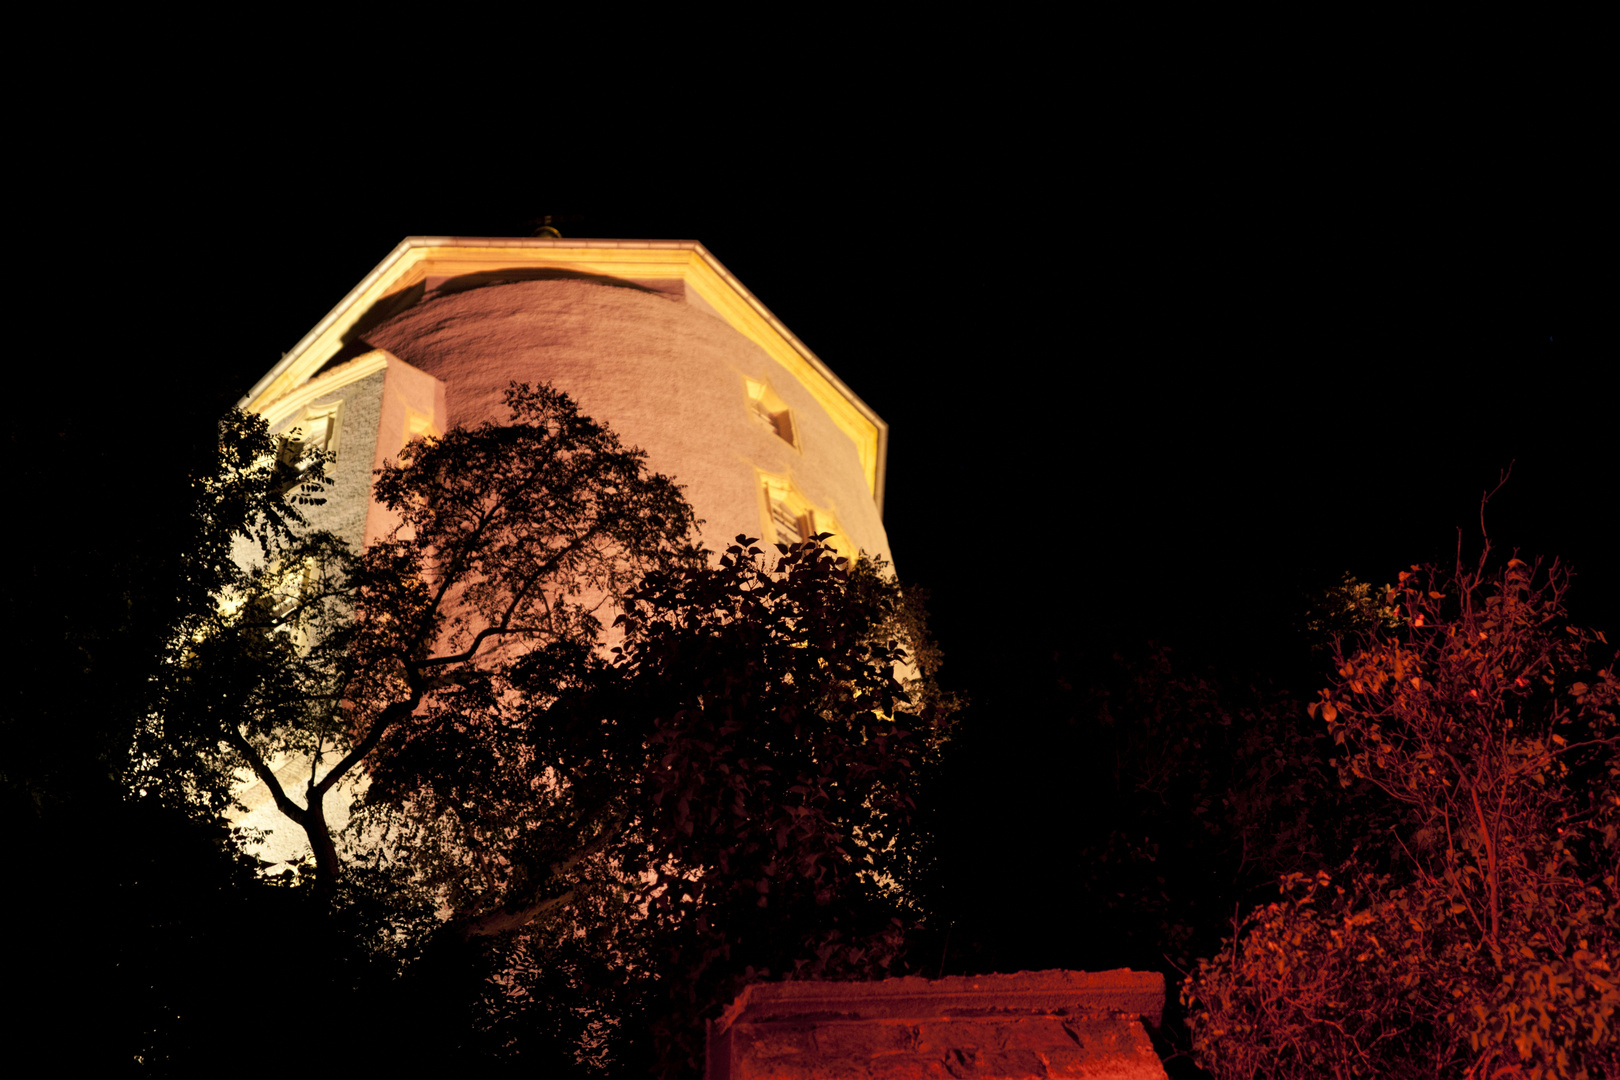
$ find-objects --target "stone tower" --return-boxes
[242,238,889,563]
[232,237,892,862]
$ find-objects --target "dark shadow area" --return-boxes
[311,268,669,380]
[425,266,666,299]
[311,278,427,379]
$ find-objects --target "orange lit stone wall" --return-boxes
[706,970,1168,1080]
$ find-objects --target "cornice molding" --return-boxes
[239,238,888,513]
[255,350,391,429]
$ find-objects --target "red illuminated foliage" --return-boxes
[1184,547,1620,1079]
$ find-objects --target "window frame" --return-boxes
[742,376,799,452]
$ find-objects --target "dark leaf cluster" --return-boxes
[113,382,956,1077]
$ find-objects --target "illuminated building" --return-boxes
[232,237,893,862]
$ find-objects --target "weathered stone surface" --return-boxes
[723,969,1164,1029]
[870,1056,957,1080]
[950,1048,1049,1077]
[708,970,1168,1079]
[1047,1019,1164,1078]
[819,1020,920,1058]
[914,1017,1077,1055]
[734,1022,820,1061]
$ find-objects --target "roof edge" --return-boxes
[239,237,888,515]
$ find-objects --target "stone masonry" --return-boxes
[706,969,1168,1079]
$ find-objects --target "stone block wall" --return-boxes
[706,969,1168,1079]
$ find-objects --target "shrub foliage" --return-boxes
[1185,549,1619,1079]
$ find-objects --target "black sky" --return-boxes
[8,49,1607,1034]
[27,81,1607,712]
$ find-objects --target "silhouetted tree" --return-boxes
[129,383,952,1075]
[8,406,412,1074]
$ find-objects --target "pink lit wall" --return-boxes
[360,276,892,563]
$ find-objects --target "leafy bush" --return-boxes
[1185,550,1620,1080]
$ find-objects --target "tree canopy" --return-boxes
[117,382,952,1075]
[37,370,1612,1079]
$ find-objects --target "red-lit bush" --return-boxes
[1183,869,1472,1077]
[1184,551,1620,1079]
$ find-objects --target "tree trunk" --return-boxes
[304,789,343,896]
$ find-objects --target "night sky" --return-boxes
[14,10,1601,692]
[57,142,1605,697]
[12,73,1607,1071]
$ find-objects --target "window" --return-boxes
[274,401,344,494]
[770,489,814,546]
[403,406,439,449]
[743,377,797,449]
[217,555,319,650]
[757,470,849,555]
[266,558,316,629]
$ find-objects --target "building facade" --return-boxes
[241,237,890,562]
[232,237,893,863]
